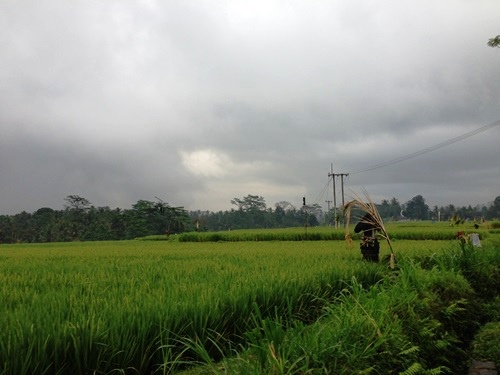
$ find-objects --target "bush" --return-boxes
[471,322,500,367]
[199,259,483,374]
[482,297,500,322]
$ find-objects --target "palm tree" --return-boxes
[487,35,500,48]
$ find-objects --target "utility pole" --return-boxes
[340,173,349,207]
[303,196,308,238]
[328,164,349,228]
[328,164,337,228]
[325,200,332,226]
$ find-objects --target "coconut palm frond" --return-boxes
[487,35,500,48]
[343,188,395,259]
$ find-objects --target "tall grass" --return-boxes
[1,238,493,374]
[159,222,488,242]
[0,240,389,374]
[189,243,499,375]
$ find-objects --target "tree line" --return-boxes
[371,194,500,225]
[0,195,190,244]
[0,194,499,244]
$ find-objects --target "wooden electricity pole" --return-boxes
[340,173,349,207]
[328,165,337,227]
[328,164,349,228]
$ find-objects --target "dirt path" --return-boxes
[469,360,497,375]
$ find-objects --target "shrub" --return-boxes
[471,322,500,367]
[482,297,500,322]
[206,259,482,374]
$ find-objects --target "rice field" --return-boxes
[0,238,461,374]
[160,220,490,242]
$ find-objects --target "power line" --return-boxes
[310,120,497,214]
[312,178,331,205]
[349,119,500,175]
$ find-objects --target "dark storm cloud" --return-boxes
[0,128,198,213]
[1,0,499,214]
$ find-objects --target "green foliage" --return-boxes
[377,197,402,220]
[1,192,497,243]
[211,259,477,374]
[417,239,500,302]
[231,194,267,212]
[403,194,430,220]
[1,234,498,374]
[482,297,500,322]
[0,240,384,375]
[174,223,489,242]
[183,240,499,374]
[471,322,500,366]
[0,197,190,243]
[487,35,500,48]
[178,228,347,242]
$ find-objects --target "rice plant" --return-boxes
[1,236,495,374]
[0,240,386,374]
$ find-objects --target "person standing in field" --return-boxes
[354,213,380,262]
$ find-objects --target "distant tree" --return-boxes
[301,203,320,227]
[273,201,306,228]
[403,195,429,220]
[377,197,401,220]
[0,195,190,243]
[275,201,295,212]
[378,199,391,219]
[487,35,500,48]
[390,198,402,219]
[125,199,190,238]
[431,205,439,221]
[231,195,267,212]
[157,202,190,233]
[32,207,57,242]
[229,195,266,227]
[127,200,162,238]
[442,204,456,222]
[274,202,287,226]
[82,206,122,241]
[64,195,91,211]
[12,211,35,242]
[63,195,92,240]
[457,205,480,221]
[0,215,14,243]
[488,196,500,219]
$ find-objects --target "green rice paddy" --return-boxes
[0,222,493,374]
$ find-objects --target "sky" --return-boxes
[1,0,499,215]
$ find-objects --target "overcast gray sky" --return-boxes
[1,0,499,215]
